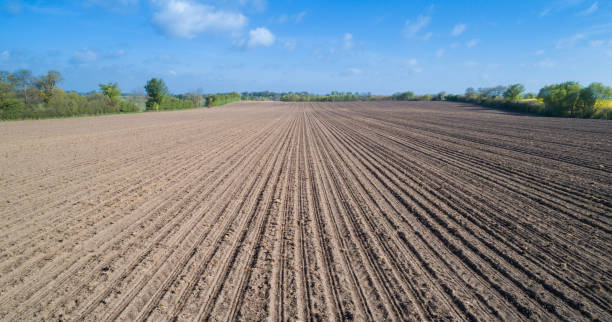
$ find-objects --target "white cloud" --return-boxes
[535,49,545,56]
[343,33,354,50]
[540,8,552,17]
[406,59,422,73]
[347,67,362,75]
[578,2,598,15]
[247,27,275,48]
[466,39,479,48]
[278,11,307,24]
[422,32,433,40]
[88,0,138,6]
[151,0,247,39]
[536,58,555,68]
[556,33,585,49]
[589,40,604,47]
[239,0,267,12]
[284,40,296,52]
[403,15,430,38]
[295,11,306,23]
[0,50,9,60]
[71,48,98,65]
[168,69,177,76]
[451,24,466,36]
[436,49,445,57]
[86,0,139,12]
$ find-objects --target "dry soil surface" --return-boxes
[0,101,611,321]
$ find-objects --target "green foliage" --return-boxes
[144,78,168,110]
[0,98,26,119]
[177,93,204,107]
[478,85,506,99]
[0,71,16,101]
[158,95,195,110]
[503,84,525,102]
[99,82,121,104]
[392,91,415,101]
[123,95,147,111]
[523,93,535,99]
[434,92,446,101]
[242,91,283,101]
[36,70,63,103]
[10,69,35,105]
[206,92,241,107]
[538,81,584,116]
[449,81,611,119]
[0,69,141,120]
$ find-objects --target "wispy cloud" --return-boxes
[403,15,431,38]
[239,0,267,12]
[347,67,362,75]
[541,0,594,17]
[535,49,545,56]
[555,33,585,49]
[343,33,354,50]
[436,49,445,57]
[539,8,552,17]
[466,39,479,48]
[451,24,466,36]
[295,11,307,23]
[577,1,598,15]
[151,0,247,39]
[1,1,71,15]
[85,0,139,13]
[405,59,422,73]
[589,39,604,47]
[70,48,98,65]
[536,58,555,68]
[284,40,296,52]
[277,11,307,24]
[422,32,433,40]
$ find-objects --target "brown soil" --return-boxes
[0,101,610,321]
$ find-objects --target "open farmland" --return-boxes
[0,101,611,321]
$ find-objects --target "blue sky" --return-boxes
[1,0,611,94]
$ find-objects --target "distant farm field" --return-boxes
[0,101,610,321]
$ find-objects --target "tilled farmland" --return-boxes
[0,101,610,321]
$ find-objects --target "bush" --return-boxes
[0,98,26,120]
[206,92,241,107]
[159,95,194,110]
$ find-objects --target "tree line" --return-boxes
[0,70,242,120]
[445,82,612,119]
[280,91,372,102]
[2,69,610,120]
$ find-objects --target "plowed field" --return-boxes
[0,101,610,321]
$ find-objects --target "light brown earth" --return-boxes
[0,101,611,321]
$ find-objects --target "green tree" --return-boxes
[0,71,15,101]
[37,70,63,103]
[523,93,535,99]
[99,82,121,104]
[392,91,415,101]
[503,84,525,102]
[538,81,582,116]
[577,82,612,117]
[144,78,168,110]
[11,69,35,105]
